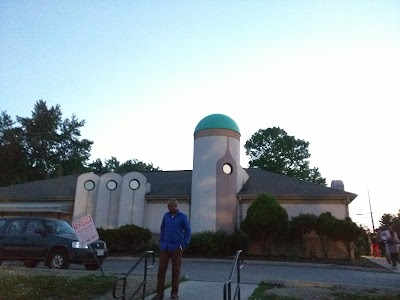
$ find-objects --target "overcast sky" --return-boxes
[1,1,399,230]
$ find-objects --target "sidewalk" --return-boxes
[144,281,258,300]
[364,255,400,273]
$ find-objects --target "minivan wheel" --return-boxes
[48,250,70,269]
[24,260,40,268]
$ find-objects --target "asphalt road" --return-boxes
[3,256,400,291]
[99,257,400,290]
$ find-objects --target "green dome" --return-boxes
[194,114,240,134]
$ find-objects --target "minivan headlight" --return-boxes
[72,241,88,249]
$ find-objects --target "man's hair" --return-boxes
[168,198,178,205]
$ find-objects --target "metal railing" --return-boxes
[223,250,244,300]
[113,250,155,300]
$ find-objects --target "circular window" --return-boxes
[84,180,95,191]
[222,163,233,175]
[129,179,140,190]
[106,180,117,191]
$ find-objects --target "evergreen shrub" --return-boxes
[97,224,152,254]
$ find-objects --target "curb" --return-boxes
[107,256,392,273]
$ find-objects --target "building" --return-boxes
[0,114,357,237]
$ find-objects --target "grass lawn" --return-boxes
[0,273,116,300]
[0,266,160,300]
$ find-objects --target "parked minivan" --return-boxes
[0,217,109,270]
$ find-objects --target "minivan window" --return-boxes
[0,219,6,230]
[25,219,45,234]
[6,219,26,234]
[44,219,75,235]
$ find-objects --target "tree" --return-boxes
[290,213,318,257]
[87,157,160,173]
[377,211,400,236]
[56,115,93,176]
[244,127,326,185]
[118,159,160,172]
[392,210,400,235]
[240,193,288,255]
[379,214,394,227]
[0,111,14,139]
[316,212,338,259]
[87,158,109,174]
[331,217,364,261]
[16,100,62,179]
[0,112,32,185]
[0,100,161,187]
[103,157,120,172]
[0,100,93,185]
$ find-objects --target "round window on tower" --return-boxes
[106,180,117,191]
[129,179,140,190]
[222,163,233,175]
[84,180,95,191]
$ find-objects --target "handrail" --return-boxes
[223,250,244,300]
[113,250,155,300]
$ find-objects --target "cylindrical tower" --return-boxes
[191,114,241,233]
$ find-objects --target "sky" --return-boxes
[1,1,399,230]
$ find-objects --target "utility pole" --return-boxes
[368,188,375,232]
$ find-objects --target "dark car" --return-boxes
[0,217,109,270]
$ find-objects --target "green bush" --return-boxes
[185,229,247,257]
[231,229,248,252]
[98,224,152,254]
[138,240,160,254]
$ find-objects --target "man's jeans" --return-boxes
[390,252,399,267]
[156,247,183,297]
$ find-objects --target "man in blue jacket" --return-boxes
[153,198,191,300]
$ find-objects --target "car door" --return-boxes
[0,218,9,259]
[0,218,28,259]
[23,219,47,259]
[23,219,48,259]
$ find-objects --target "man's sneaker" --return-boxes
[151,294,164,300]
[170,296,179,300]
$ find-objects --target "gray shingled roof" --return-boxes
[0,168,357,201]
[142,170,192,197]
[0,174,80,200]
[239,168,357,198]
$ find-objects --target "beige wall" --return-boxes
[145,200,190,234]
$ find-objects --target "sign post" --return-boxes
[72,215,104,275]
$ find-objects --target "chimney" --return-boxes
[331,180,344,191]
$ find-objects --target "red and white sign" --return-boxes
[72,215,99,247]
